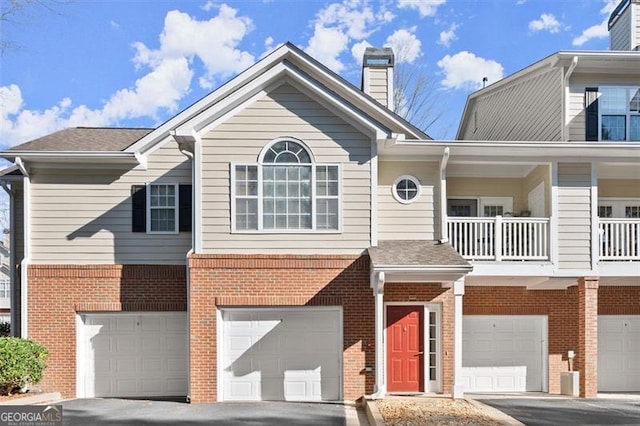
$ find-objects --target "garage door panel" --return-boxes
[79,313,188,398]
[462,315,546,393]
[222,308,341,401]
[599,316,640,391]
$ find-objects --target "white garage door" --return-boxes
[599,315,640,392]
[220,307,342,401]
[461,315,547,392]
[78,312,188,398]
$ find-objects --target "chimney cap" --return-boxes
[363,47,394,67]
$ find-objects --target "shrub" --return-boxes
[0,338,48,395]
[0,322,9,337]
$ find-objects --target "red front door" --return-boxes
[386,305,424,392]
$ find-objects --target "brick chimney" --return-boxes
[608,0,640,50]
[362,47,394,110]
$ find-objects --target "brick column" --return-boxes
[577,276,598,398]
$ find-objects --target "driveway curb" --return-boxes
[0,392,62,406]
[364,398,385,426]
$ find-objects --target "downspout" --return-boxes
[15,157,30,338]
[439,147,450,242]
[0,183,16,336]
[175,134,195,404]
[367,270,386,399]
[562,56,578,141]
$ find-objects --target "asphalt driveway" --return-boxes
[478,396,640,426]
[61,398,360,426]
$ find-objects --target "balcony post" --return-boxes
[495,215,503,261]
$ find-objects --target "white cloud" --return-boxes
[384,27,422,63]
[351,40,372,65]
[572,0,618,46]
[201,1,216,11]
[305,0,390,73]
[529,13,561,34]
[437,51,504,91]
[397,0,446,18]
[438,23,458,47]
[1,4,254,147]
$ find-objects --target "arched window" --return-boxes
[233,138,340,232]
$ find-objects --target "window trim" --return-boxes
[598,86,640,141]
[231,162,342,234]
[146,182,179,234]
[392,175,421,204]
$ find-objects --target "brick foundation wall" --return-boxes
[599,285,640,314]
[27,264,187,398]
[188,254,373,403]
[463,285,580,394]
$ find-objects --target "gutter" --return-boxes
[562,56,579,141]
[20,161,30,338]
[0,183,16,336]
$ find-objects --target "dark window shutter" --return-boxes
[585,87,599,141]
[131,185,147,232]
[179,184,192,232]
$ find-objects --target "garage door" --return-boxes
[220,307,342,401]
[599,315,640,391]
[461,315,546,392]
[78,312,188,398]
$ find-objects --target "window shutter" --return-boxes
[179,184,192,232]
[585,87,599,141]
[131,185,147,232]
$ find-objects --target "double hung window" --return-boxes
[232,139,340,232]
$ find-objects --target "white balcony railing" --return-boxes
[447,216,550,261]
[599,219,640,261]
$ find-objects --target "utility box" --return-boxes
[561,371,579,397]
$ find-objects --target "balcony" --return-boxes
[447,216,550,261]
[599,219,640,261]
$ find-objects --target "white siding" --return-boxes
[567,73,640,141]
[635,1,640,49]
[557,163,592,270]
[201,83,372,253]
[367,67,390,108]
[460,67,563,141]
[377,161,438,240]
[29,142,192,264]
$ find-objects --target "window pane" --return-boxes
[626,206,640,218]
[601,87,627,114]
[236,199,257,230]
[151,208,175,232]
[598,206,612,218]
[631,116,640,141]
[602,115,626,141]
[316,199,338,230]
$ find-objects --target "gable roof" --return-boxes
[128,42,429,154]
[456,50,640,139]
[9,127,153,152]
[3,42,428,164]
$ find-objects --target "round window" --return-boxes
[392,175,421,204]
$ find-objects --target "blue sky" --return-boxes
[0,0,619,148]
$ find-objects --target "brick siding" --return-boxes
[188,254,374,403]
[27,264,187,398]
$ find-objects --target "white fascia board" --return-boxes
[177,62,390,141]
[284,48,426,140]
[387,140,640,161]
[373,265,473,274]
[126,44,292,155]
[1,151,138,164]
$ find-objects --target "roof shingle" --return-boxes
[9,127,153,152]
[368,240,470,268]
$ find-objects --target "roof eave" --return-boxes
[1,151,139,165]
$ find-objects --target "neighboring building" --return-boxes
[0,2,638,403]
[0,231,10,323]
